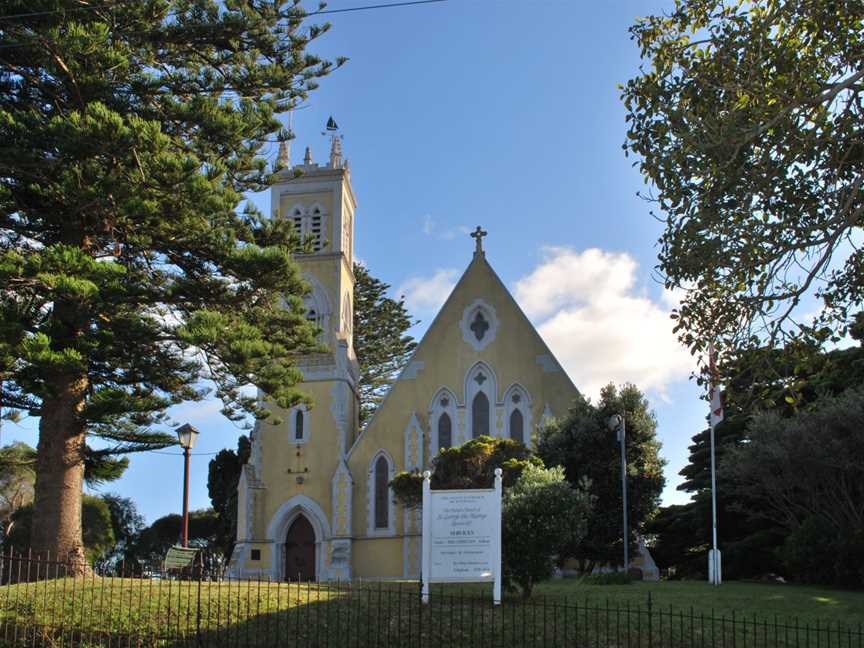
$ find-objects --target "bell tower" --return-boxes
[230,119,359,581]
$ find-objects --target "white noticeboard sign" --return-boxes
[421,468,502,605]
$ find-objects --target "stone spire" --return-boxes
[304,146,313,165]
[277,140,290,169]
[329,134,343,168]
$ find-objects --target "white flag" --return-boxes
[709,347,724,428]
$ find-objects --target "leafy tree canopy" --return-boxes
[537,384,665,571]
[0,442,36,542]
[97,493,146,568]
[390,436,540,509]
[6,495,115,563]
[724,387,864,587]
[130,509,220,570]
[207,434,250,558]
[0,0,342,562]
[622,0,864,367]
[352,263,416,426]
[648,331,864,580]
[502,464,593,598]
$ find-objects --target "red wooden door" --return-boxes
[284,515,316,581]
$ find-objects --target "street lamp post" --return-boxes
[607,414,629,573]
[175,423,200,548]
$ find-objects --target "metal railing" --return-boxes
[0,549,861,647]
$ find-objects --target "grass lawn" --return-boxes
[0,576,862,647]
[533,579,864,625]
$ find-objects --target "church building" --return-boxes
[227,132,580,581]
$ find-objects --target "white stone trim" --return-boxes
[404,413,424,472]
[541,403,554,429]
[341,291,352,336]
[399,360,425,381]
[286,201,329,252]
[300,273,333,337]
[503,383,533,448]
[459,299,500,352]
[428,388,457,455]
[266,495,332,582]
[402,533,421,579]
[331,459,353,536]
[402,414,423,574]
[288,404,310,445]
[367,449,397,537]
[330,381,351,456]
[464,361,498,440]
[330,460,353,580]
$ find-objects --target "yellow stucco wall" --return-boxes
[344,253,580,576]
[234,159,581,582]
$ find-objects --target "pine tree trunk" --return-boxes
[31,371,89,575]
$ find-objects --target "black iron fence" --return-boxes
[0,550,861,647]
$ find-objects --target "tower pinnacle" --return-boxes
[278,140,290,169]
[329,133,343,168]
[324,115,344,169]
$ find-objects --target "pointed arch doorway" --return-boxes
[284,514,316,581]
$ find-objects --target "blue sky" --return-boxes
[6,0,711,524]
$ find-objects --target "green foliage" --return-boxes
[97,493,146,566]
[353,263,417,426]
[537,384,665,571]
[621,0,864,362]
[389,471,424,509]
[724,387,864,588]
[648,334,864,581]
[207,435,251,558]
[390,436,541,509]
[0,442,36,541]
[6,495,115,562]
[390,437,590,599]
[130,510,220,569]
[502,465,593,598]
[0,0,341,551]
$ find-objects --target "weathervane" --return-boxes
[470,225,487,257]
[323,115,343,168]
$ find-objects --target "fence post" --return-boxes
[647,592,653,648]
[196,571,202,645]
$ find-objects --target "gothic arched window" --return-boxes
[472,392,490,438]
[438,412,452,450]
[295,411,304,440]
[509,409,524,444]
[374,456,389,529]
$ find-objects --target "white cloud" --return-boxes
[422,214,435,236]
[514,247,693,400]
[397,269,459,315]
[420,215,470,241]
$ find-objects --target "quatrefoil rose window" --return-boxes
[459,299,499,352]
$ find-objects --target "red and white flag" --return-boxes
[708,346,724,428]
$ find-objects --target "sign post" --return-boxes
[421,468,503,605]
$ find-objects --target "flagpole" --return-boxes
[708,347,723,586]
[709,417,720,585]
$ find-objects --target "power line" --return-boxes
[148,449,221,456]
[0,0,446,23]
[314,0,446,14]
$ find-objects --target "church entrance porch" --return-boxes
[284,515,316,581]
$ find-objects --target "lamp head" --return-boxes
[607,414,623,432]
[176,423,200,450]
